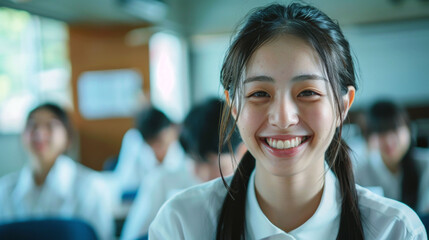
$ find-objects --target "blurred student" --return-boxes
[354,100,429,213]
[114,106,185,195]
[120,98,244,240]
[0,103,114,240]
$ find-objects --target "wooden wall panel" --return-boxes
[68,25,150,170]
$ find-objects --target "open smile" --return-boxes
[265,136,310,150]
[260,135,311,158]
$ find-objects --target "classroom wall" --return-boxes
[190,19,429,108]
[344,19,429,107]
[0,134,27,177]
[68,25,151,171]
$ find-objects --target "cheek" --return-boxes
[301,103,336,138]
[22,131,32,148]
[51,129,68,150]
[237,105,266,137]
[399,129,411,149]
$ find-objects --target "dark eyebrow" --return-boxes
[292,74,327,82]
[243,76,274,84]
[244,74,326,84]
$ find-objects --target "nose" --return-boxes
[268,96,299,129]
[32,125,50,141]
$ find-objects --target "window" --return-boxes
[0,8,71,133]
[149,31,190,123]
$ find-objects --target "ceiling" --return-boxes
[1,0,429,35]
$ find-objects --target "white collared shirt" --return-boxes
[114,129,186,192]
[0,155,115,240]
[121,160,199,240]
[149,167,426,240]
[354,147,429,213]
[245,170,340,240]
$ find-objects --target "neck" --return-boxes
[31,156,56,186]
[381,157,400,174]
[254,161,325,232]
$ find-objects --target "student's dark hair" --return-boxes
[366,100,419,209]
[180,98,241,163]
[217,3,363,239]
[26,102,73,142]
[135,106,172,142]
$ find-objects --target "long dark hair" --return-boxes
[217,3,363,239]
[366,100,419,210]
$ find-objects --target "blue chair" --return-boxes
[137,234,148,240]
[0,217,98,240]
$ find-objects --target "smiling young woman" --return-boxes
[148,3,426,240]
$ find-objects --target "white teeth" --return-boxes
[284,140,290,148]
[266,137,305,150]
[277,141,284,149]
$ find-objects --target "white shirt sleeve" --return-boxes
[148,202,187,240]
[121,172,167,240]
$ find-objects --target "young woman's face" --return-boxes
[371,124,411,165]
[235,35,341,177]
[23,109,69,164]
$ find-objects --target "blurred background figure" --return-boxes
[106,106,185,235]
[0,103,114,240]
[354,100,429,213]
[120,98,245,240]
[113,106,184,194]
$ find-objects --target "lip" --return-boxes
[260,135,311,158]
[33,142,47,152]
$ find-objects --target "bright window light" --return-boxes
[0,8,71,133]
[149,31,190,123]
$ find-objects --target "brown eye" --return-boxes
[298,90,319,97]
[249,91,270,98]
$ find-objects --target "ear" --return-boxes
[337,86,356,127]
[225,90,238,119]
[338,86,355,126]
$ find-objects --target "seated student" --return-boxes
[114,106,185,195]
[0,103,114,240]
[354,100,429,213]
[120,98,245,240]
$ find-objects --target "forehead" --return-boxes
[245,34,324,79]
[28,109,60,123]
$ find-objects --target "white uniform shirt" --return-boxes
[114,129,159,192]
[354,147,429,213]
[121,161,199,240]
[114,129,186,192]
[149,168,426,240]
[0,155,115,240]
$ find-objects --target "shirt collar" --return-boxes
[13,155,76,200]
[245,167,341,240]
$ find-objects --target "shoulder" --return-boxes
[68,157,102,185]
[357,185,426,239]
[64,157,110,200]
[149,176,230,239]
[157,176,228,218]
[0,171,20,195]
